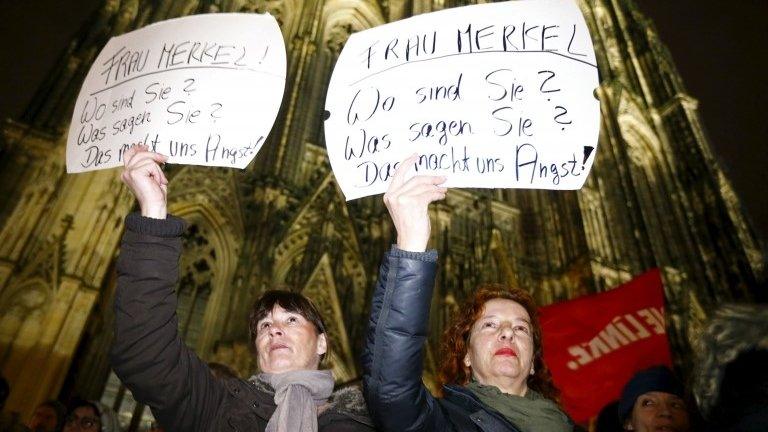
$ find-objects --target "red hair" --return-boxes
[438,284,560,401]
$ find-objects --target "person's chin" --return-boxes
[263,355,301,373]
[492,362,521,378]
[264,362,301,374]
[492,355,520,366]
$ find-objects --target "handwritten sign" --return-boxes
[323,0,600,200]
[66,13,286,173]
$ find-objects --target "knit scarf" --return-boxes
[256,369,334,432]
[465,381,572,432]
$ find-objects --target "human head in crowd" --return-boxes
[618,366,689,432]
[248,290,328,373]
[27,400,67,432]
[438,284,560,400]
[63,399,101,432]
[208,361,239,379]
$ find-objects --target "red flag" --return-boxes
[539,269,672,423]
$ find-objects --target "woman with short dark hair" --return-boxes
[248,290,329,362]
[111,146,374,431]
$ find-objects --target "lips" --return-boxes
[494,347,517,357]
[269,343,289,352]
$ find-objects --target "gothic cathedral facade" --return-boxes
[0,0,763,426]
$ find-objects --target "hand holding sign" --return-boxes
[323,0,600,200]
[66,13,286,173]
[383,154,447,252]
[120,145,168,218]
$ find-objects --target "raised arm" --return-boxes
[109,146,225,431]
[362,156,450,431]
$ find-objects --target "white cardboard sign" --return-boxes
[66,13,286,173]
[324,0,600,200]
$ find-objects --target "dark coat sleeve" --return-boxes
[362,247,452,432]
[109,213,227,432]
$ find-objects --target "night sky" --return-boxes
[0,0,765,247]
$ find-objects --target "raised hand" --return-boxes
[121,145,169,219]
[383,154,448,252]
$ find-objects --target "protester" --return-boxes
[618,366,689,432]
[110,145,373,431]
[63,400,100,432]
[26,401,66,432]
[704,348,768,431]
[694,303,768,431]
[363,155,571,431]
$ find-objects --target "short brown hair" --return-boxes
[438,284,560,400]
[248,290,328,359]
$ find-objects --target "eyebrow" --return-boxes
[257,312,303,323]
[479,315,531,324]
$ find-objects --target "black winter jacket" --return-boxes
[110,213,375,432]
[362,247,522,432]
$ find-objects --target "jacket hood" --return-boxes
[693,303,768,416]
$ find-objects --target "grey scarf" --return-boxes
[465,381,572,432]
[256,370,334,432]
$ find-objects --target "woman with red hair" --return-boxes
[362,156,572,432]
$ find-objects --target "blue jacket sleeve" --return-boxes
[362,247,450,432]
[109,213,226,431]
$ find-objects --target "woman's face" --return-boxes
[464,298,534,394]
[63,406,100,432]
[255,305,327,373]
[625,391,689,432]
[28,405,59,432]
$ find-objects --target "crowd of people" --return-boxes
[0,391,121,432]
[1,147,765,431]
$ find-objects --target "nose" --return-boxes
[268,323,284,337]
[498,323,515,341]
[658,401,673,418]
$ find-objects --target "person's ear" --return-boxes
[463,352,471,368]
[317,333,328,356]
